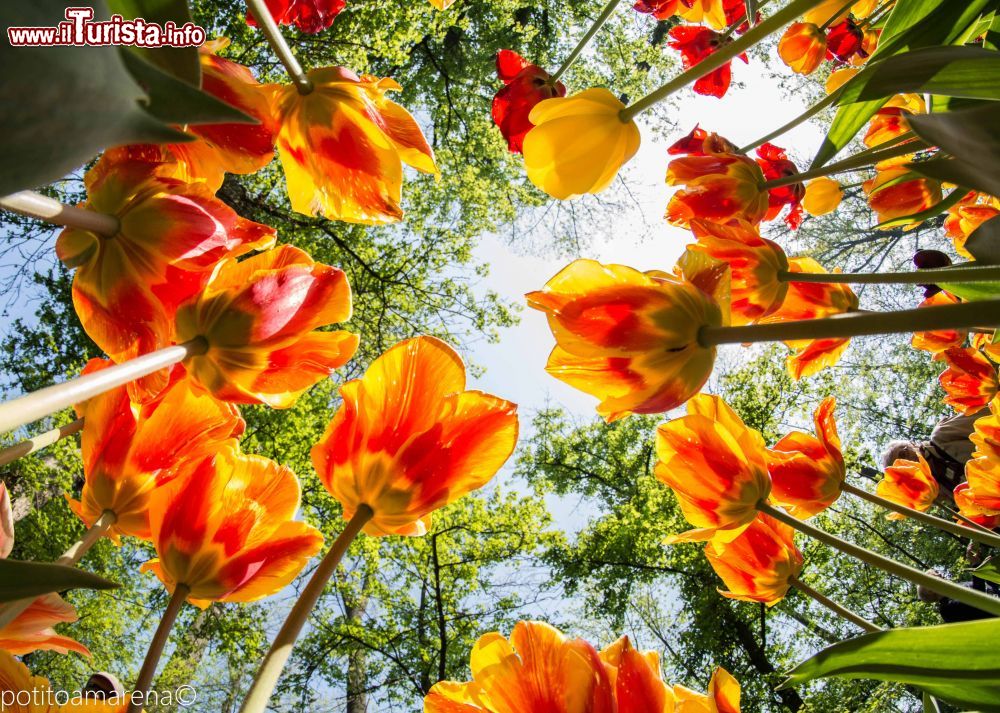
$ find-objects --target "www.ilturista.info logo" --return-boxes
[7,7,207,47]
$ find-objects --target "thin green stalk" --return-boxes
[245,0,313,94]
[550,0,623,83]
[740,91,842,153]
[857,0,894,29]
[761,132,920,189]
[0,418,84,467]
[621,0,830,121]
[760,502,1000,617]
[789,576,883,633]
[240,507,373,713]
[841,482,1000,550]
[700,298,1000,346]
[936,501,999,537]
[778,264,1000,285]
[126,585,190,713]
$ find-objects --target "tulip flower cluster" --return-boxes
[424,620,742,713]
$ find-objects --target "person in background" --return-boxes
[917,567,1000,624]
[880,408,989,500]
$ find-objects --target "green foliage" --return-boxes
[0,560,117,603]
[783,619,1000,711]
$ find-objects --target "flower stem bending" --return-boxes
[841,482,1000,550]
[789,576,883,633]
[239,506,374,713]
[779,264,1000,285]
[699,299,1000,346]
[551,0,623,83]
[0,339,208,435]
[126,585,190,713]
[620,0,829,122]
[245,0,313,94]
[0,190,119,236]
[0,418,84,467]
[760,502,1000,617]
[0,509,117,631]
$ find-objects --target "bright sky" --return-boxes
[468,54,827,421]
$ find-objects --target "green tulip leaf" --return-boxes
[119,49,256,125]
[781,619,1000,711]
[108,0,200,85]
[0,559,118,603]
[963,215,1000,265]
[837,46,1000,104]
[971,559,1000,585]
[812,0,999,169]
[0,0,190,194]
[908,102,1000,198]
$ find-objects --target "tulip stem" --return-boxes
[127,585,190,713]
[551,0,623,83]
[245,0,313,94]
[841,482,1000,550]
[789,576,883,633]
[759,502,1000,617]
[760,133,919,190]
[620,0,829,122]
[739,91,842,153]
[0,418,84,467]
[936,501,1000,537]
[0,509,116,631]
[0,191,119,236]
[817,0,855,32]
[0,339,208,435]
[778,264,1000,285]
[239,506,374,713]
[699,299,1000,346]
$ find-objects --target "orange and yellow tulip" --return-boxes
[876,456,940,519]
[767,397,845,518]
[685,219,788,325]
[599,636,674,712]
[657,394,771,543]
[864,158,942,229]
[953,483,1000,528]
[802,177,843,216]
[527,259,723,421]
[523,88,641,199]
[101,39,277,189]
[673,667,741,713]
[757,257,859,380]
[966,458,1000,513]
[312,336,518,537]
[911,292,967,354]
[944,195,1000,259]
[825,67,859,94]
[0,594,89,657]
[56,161,276,390]
[423,620,615,713]
[803,0,852,25]
[174,245,359,408]
[666,150,769,228]
[270,67,437,224]
[704,512,803,605]
[971,397,1000,462]
[142,444,323,608]
[778,22,827,74]
[67,359,244,542]
[0,649,138,711]
[863,94,925,149]
[937,347,999,416]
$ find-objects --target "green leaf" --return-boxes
[0,559,118,603]
[908,102,1000,196]
[108,0,200,86]
[964,215,1000,265]
[744,0,757,22]
[971,558,1000,585]
[119,49,256,125]
[922,693,942,713]
[837,46,1000,104]
[0,0,189,194]
[812,0,1000,168]
[781,619,1000,711]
